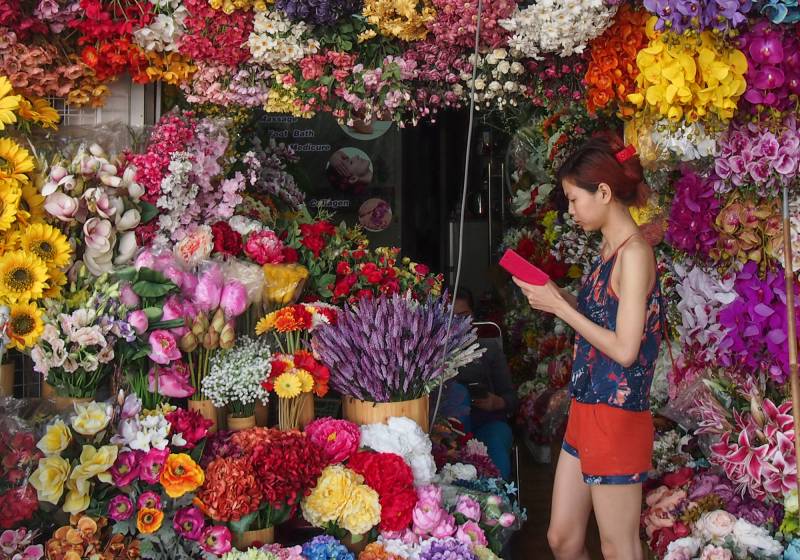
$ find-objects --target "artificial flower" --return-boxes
[174,506,205,541]
[137,508,164,534]
[160,453,205,498]
[17,223,72,270]
[0,183,21,231]
[0,76,21,130]
[29,455,70,504]
[199,525,233,555]
[304,417,361,464]
[5,301,44,350]
[108,495,134,521]
[0,138,35,185]
[37,420,72,456]
[0,250,48,303]
[70,445,118,484]
[71,402,111,436]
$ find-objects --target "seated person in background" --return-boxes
[450,287,519,479]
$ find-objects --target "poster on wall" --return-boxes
[257,111,402,248]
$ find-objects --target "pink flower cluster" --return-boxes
[402,40,472,121]
[666,168,720,257]
[426,0,514,49]
[304,418,361,464]
[181,62,272,107]
[0,31,84,97]
[524,54,586,107]
[406,485,489,548]
[178,0,253,66]
[738,20,800,115]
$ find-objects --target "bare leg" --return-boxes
[548,450,593,560]
[591,483,644,560]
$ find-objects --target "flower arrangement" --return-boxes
[313,293,484,402]
[264,350,330,428]
[499,0,617,60]
[426,0,513,49]
[348,451,418,532]
[256,303,338,353]
[664,510,783,559]
[203,335,272,418]
[359,417,437,486]
[429,419,501,480]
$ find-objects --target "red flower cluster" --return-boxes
[165,408,213,450]
[251,431,325,515]
[211,221,243,256]
[195,456,262,522]
[0,485,38,528]
[80,38,150,82]
[178,0,253,66]
[70,0,153,42]
[0,0,49,39]
[263,350,330,398]
[348,451,418,532]
[299,220,337,258]
[1,432,42,485]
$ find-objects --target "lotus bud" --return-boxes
[219,322,236,350]
[179,332,198,353]
[192,314,208,337]
[202,330,219,350]
[211,308,226,334]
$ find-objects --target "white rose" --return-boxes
[473,78,486,91]
[485,53,497,65]
[488,81,502,92]
[664,537,701,560]
[696,510,736,542]
[511,61,524,74]
[497,60,510,74]
[492,48,507,60]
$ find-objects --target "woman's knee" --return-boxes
[599,534,642,560]
[547,526,584,557]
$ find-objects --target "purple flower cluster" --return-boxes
[688,471,784,527]
[419,537,477,560]
[718,262,800,384]
[276,0,361,25]
[643,0,753,33]
[242,138,305,211]
[666,168,720,257]
[738,20,800,114]
[714,116,800,196]
[312,294,480,402]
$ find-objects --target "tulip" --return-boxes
[127,310,149,335]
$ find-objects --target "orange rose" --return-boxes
[160,453,204,498]
[136,508,164,534]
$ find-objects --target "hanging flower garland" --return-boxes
[178,0,254,66]
[426,0,514,50]
[247,9,320,69]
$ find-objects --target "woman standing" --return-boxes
[513,132,662,560]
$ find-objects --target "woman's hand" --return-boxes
[512,277,566,316]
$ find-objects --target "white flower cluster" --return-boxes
[376,537,422,560]
[113,411,177,452]
[651,428,696,476]
[155,151,195,247]
[133,0,187,52]
[203,335,272,409]
[434,463,478,485]
[666,511,783,560]
[650,120,719,163]
[248,10,320,69]
[551,215,601,279]
[460,48,527,111]
[499,0,616,60]
[360,417,437,486]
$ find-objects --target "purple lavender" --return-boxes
[276,0,362,25]
[312,294,482,402]
[419,537,477,560]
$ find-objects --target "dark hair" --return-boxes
[556,131,650,207]
[454,287,474,311]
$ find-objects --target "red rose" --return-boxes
[352,249,366,260]
[166,408,213,449]
[211,221,243,256]
[379,280,400,295]
[516,238,535,259]
[379,488,418,532]
[383,267,397,280]
[301,235,326,257]
[281,247,299,263]
[336,261,351,275]
[361,263,383,284]
[311,221,336,237]
[333,274,358,298]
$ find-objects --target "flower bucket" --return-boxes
[0,363,14,397]
[233,526,274,550]
[255,402,270,427]
[342,395,429,431]
[189,399,219,433]
[227,414,256,431]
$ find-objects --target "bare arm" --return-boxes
[558,287,577,309]
[513,241,654,367]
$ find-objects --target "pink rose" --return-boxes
[696,510,736,541]
[148,330,181,364]
[412,499,445,536]
[430,512,456,539]
[149,362,195,398]
[455,521,488,546]
[83,217,115,253]
[244,230,285,265]
[120,283,140,307]
[44,192,79,221]
[454,495,481,522]
[127,310,149,335]
[305,418,360,463]
[700,545,732,560]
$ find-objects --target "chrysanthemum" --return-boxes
[6,301,44,350]
[0,250,48,303]
[16,183,45,224]
[18,223,72,269]
[0,76,20,131]
[0,181,20,231]
[43,267,67,299]
[16,97,59,129]
[0,138,35,185]
[274,372,302,399]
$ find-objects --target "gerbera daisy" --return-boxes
[0,250,48,303]
[255,312,277,335]
[16,97,59,130]
[18,223,72,269]
[296,369,314,393]
[0,181,20,231]
[0,138,35,185]
[0,76,20,131]
[16,183,45,224]
[43,267,67,299]
[6,301,44,350]
[274,372,302,399]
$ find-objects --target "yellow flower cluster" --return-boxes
[209,0,270,13]
[265,74,315,118]
[627,18,747,124]
[362,0,435,42]
[145,52,197,86]
[301,465,381,535]
[262,263,309,308]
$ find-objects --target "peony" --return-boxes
[412,498,445,536]
[219,281,248,318]
[165,408,213,449]
[160,453,204,498]
[339,483,381,535]
[301,465,360,526]
[127,310,149,335]
[430,512,457,539]
[305,417,361,464]
[174,225,214,267]
[149,362,195,398]
[695,510,737,542]
[148,330,182,364]
[37,420,71,455]
[193,266,224,311]
[244,230,285,265]
[71,402,111,436]
[456,521,488,547]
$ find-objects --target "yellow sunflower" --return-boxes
[0,138,35,185]
[43,266,67,299]
[296,369,314,393]
[18,223,72,269]
[16,97,59,130]
[0,76,20,131]
[0,181,20,231]
[0,250,48,303]
[16,183,45,224]
[274,372,302,399]
[6,301,44,350]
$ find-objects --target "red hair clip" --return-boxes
[615,145,637,163]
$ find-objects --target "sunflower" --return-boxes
[0,76,20,131]
[0,181,20,231]
[16,183,45,224]
[274,372,302,399]
[18,223,72,269]
[6,301,44,350]
[0,138,35,185]
[16,97,59,129]
[43,266,67,299]
[0,250,48,303]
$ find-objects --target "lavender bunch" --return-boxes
[276,0,362,25]
[312,294,485,402]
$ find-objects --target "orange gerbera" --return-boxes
[160,453,204,498]
[273,305,313,332]
[136,508,164,534]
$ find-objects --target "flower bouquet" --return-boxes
[0,407,41,528]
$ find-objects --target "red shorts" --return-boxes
[562,399,653,485]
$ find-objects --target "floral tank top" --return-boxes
[570,237,663,412]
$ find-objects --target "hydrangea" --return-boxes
[300,536,354,560]
[418,537,476,560]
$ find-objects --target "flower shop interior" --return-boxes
[1,0,800,559]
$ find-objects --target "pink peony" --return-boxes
[149,362,195,398]
[416,485,442,505]
[305,417,361,464]
[161,295,189,337]
[430,512,457,538]
[127,310,149,335]
[412,499,445,535]
[455,521,488,547]
[219,281,248,318]
[148,330,181,364]
[193,265,224,311]
[244,230,285,265]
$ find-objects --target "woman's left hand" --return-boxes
[512,277,565,316]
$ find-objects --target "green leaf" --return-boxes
[340,23,353,33]
[149,318,186,330]
[115,266,138,282]
[133,280,174,298]
[143,307,164,322]
[342,40,353,51]
[140,201,158,223]
[229,510,258,533]
[137,268,171,284]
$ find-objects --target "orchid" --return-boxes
[738,21,800,115]
[666,169,721,257]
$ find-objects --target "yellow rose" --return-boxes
[70,445,118,484]
[63,478,90,514]
[37,420,72,455]
[339,483,381,535]
[71,402,111,436]
[301,465,361,526]
[29,455,71,504]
